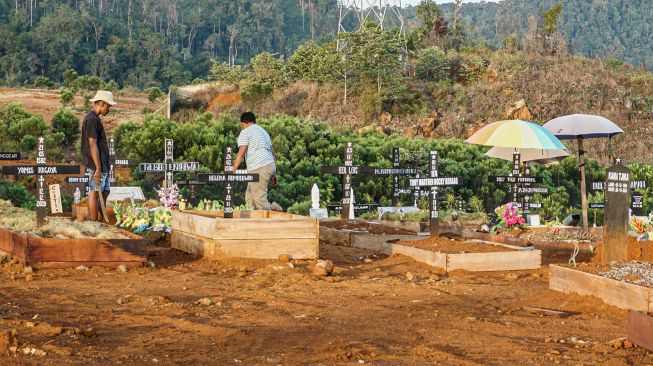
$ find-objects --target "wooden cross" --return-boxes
[320,141,374,220]
[64,175,90,198]
[321,143,418,219]
[0,152,20,161]
[108,138,136,184]
[1,137,81,225]
[488,152,547,217]
[409,151,461,237]
[175,176,207,206]
[197,147,259,218]
[139,139,199,189]
[591,177,645,214]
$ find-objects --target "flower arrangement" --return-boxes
[114,202,172,234]
[492,202,527,235]
[502,202,526,227]
[156,184,180,208]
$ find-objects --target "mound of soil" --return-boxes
[399,236,513,253]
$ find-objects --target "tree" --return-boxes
[249,52,288,88]
[541,2,564,55]
[51,107,80,147]
[415,46,451,83]
[146,87,164,103]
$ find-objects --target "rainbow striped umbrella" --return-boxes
[466,120,566,150]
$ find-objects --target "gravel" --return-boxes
[599,261,653,287]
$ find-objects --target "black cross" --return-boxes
[409,151,461,237]
[197,147,259,218]
[591,177,646,213]
[175,176,207,206]
[320,141,374,220]
[321,142,418,219]
[139,139,199,189]
[108,138,136,184]
[1,137,81,225]
[488,152,548,217]
[0,152,20,161]
[64,175,90,198]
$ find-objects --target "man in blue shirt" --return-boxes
[233,112,277,210]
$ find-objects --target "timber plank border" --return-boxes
[320,227,541,272]
[628,311,653,352]
[171,210,319,260]
[549,265,653,312]
[0,226,147,269]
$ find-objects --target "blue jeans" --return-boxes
[87,169,110,192]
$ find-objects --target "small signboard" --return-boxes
[48,184,63,214]
[0,152,20,160]
[631,193,644,216]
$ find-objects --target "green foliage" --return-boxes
[60,88,75,106]
[241,82,274,106]
[542,2,563,36]
[540,187,570,222]
[146,87,164,103]
[416,46,451,83]
[287,200,312,215]
[51,107,80,147]
[0,179,35,210]
[0,103,48,155]
[33,76,53,89]
[287,41,338,83]
[360,87,382,123]
[210,62,247,84]
[249,52,288,88]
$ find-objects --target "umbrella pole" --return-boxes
[578,137,589,228]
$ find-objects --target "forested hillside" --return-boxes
[0,0,340,88]
[436,0,653,70]
[1,0,652,90]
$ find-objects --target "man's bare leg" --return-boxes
[88,191,99,221]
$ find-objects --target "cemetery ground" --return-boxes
[1,237,652,366]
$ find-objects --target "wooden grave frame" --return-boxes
[320,226,541,272]
[549,265,653,312]
[0,226,147,269]
[171,210,319,260]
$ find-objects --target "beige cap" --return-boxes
[89,90,117,106]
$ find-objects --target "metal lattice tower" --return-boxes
[337,0,408,57]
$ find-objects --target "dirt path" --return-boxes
[0,241,651,365]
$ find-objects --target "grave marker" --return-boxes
[175,177,207,207]
[1,136,81,225]
[488,153,548,218]
[602,158,631,263]
[197,147,259,218]
[631,192,644,217]
[591,179,646,215]
[139,139,199,189]
[48,184,63,214]
[320,141,372,220]
[409,151,461,237]
[320,143,418,219]
[0,152,20,160]
[108,138,136,184]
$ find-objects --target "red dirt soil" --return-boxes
[399,236,512,253]
[321,219,416,235]
[0,87,151,133]
[1,239,652,365]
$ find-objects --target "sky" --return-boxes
[402,0,502,5]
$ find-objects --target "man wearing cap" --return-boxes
[81,90,116,221]
[233,112,277,210]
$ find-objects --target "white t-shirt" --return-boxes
[237,124,275,171]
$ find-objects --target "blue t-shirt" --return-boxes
[236,124,274,171]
